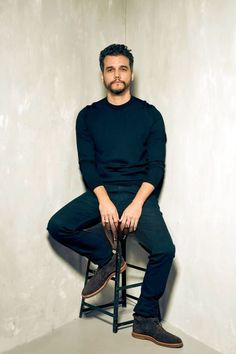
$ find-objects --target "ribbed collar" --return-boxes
[104,96,134,110]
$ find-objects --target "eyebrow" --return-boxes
[105,65,129,70]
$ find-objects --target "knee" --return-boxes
[151,241,176,261]
[47,216,63,241]
[167,242,176,259]
[162,241,175,259]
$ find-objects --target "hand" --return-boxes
[99,198,119,234]
[93,186,119,234]
[120,201,142,232]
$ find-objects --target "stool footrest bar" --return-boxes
[82,302,114,317]
[119,282,143,291]
[117,319,134,327]
[127,263,146,272]
[126,294,139,301]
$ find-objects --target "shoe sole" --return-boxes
[82,261,127,299]
[132,332,183,348]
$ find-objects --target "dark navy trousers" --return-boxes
[47,185,175,318]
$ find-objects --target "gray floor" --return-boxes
[3,306,221,354]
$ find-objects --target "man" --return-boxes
[47,44,183,348]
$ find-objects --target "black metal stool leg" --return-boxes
[113,243,122,333]
[121,237,127,307]
[79,227,146,332]
[79,259,91,318]
[79,299,85,318]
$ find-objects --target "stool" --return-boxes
[79,233,146,333]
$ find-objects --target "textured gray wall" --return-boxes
[1,1,236,354]
[0,0,125,352]
[126,1,236,354]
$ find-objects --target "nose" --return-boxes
[114,70,120,79]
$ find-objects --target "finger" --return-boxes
[112,212,119,225]
[102,216,110,227]
[119,219,126,231]
[129,218,135,233]
[121,218,130,231]
[114,220,119,229]
[129,222,134,233]
[112,217,119,231]
[110,222,117,237]
[134,220,138,231]
[104,222,111,232]
[125,217,131,227]
[119,211,126,222]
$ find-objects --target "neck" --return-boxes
[106,90,131,106]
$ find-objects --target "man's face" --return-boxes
[101,55,133,95]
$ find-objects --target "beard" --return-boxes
[104,79,131,95]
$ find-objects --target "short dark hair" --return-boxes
[99,44,134,72]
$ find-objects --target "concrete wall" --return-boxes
[0,0,125,352]
[1,1,236,354]
[126,1,236,354]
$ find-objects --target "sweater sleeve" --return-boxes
[76,108,103,191]
[144,105,167,188]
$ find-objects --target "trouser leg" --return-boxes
[47,190,113,267]
[134,194,175,318]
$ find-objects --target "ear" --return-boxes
[131,72,134,81]
[100,72,104,83]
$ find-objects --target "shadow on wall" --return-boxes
[47,234,87,276]
[160,263,177,319]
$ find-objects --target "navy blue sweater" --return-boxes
[76,96,166,192]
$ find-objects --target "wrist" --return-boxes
[93,185,110,203]
[132,197,145,207]
[99,195,111,204]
